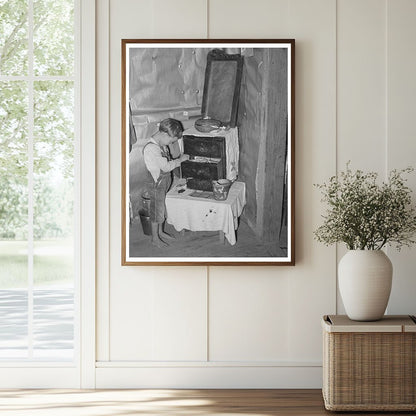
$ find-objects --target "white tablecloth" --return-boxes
[166,182,246,245]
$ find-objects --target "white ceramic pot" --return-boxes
[338,250,392,321]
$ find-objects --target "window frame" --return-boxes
[0,0,96,388]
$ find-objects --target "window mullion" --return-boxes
[27,0,34,360]
[0,76,75,81]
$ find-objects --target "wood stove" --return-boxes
[180,49,243,192]
[181,134,226,191]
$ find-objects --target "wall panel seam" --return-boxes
[206,266,210,362]
[106,0,111,363]
[385,0,389,177]
[206,0,209,39]
[335,0,339,314]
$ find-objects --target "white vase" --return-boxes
[338,250,393,321]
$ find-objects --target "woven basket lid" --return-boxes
[322,315,416,333]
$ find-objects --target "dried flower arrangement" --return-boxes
[314,164,416,250]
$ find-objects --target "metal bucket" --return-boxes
[212,179,232,200]
[141,192,151,215]
[139,209,152,235]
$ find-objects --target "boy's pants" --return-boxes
[150,172,172,224]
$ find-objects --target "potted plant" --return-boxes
[314,164,416,321]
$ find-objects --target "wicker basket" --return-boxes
[322,315,416,411]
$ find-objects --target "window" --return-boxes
[0,0,77,361]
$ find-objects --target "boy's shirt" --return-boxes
[143,138,181,182]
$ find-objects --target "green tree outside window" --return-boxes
[1,0,75,288]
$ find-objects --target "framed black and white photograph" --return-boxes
[122,39,295,265]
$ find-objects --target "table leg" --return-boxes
[219,231,225,244]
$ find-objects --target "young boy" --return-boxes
[143,118,189,248]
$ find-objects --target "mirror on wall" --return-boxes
[201,49,243,128]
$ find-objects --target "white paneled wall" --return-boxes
[209,0,290,38]
[208,268,290,362]
[285,0,337,362]
[110,268,207,361]
[336,0,388,312]
[337,0,387,172]
[386,0,416,314]
[95,0,416,388]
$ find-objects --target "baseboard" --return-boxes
[95,365,323,389]
[0,367,80,388]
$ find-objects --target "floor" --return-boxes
[0,389,413,416]
[129,219,287,258]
